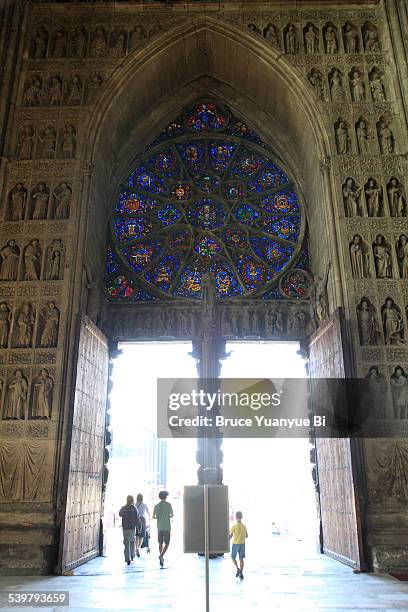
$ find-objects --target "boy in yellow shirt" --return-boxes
[230,511,248,579]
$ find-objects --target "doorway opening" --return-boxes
[221,341,318,559]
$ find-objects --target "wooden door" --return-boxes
[57,315,109,574]
[309,308,366,570]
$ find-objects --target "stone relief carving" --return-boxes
[284,23,299,54]
[0,438,49,500]
[30,183,49,220]
[70,26,88,58]
[47,76,62,106]
[349,234,371,278]
[390,366,408,419]
[362,21,380,53]
[65,75,83,106]
[38,301,59,348]
[22,239,42,281]
[59,124,77,159]
[308,68,325,100]
[329,67,346,101]
[30,26,48,59]
[387,178,406,217]
[16,125,35,160]
[304,23,319,54]
[85,72,103,105]
[369,68,386,101]
[0,241,20,281]
[50,27,67,59]
[12,303,35,349]
[44,239,64,281]
[309,262,331,322]
[109,30,127,58]
[373,234,393,278]
[90,26,107,58]
[129,25,146,50]
[342,21,359,53]
[4,369,28,419]
[335,118,351,155]
[396,235,408,278]
[365,178,382,217]
[52,182,72,219]
[349,68,365,102]
[357,297,381,345]
[377,117,395,155]
[0,303,12,348]
[31,368,53,419]
[381,297,404,345]
[38,125,57,159]
[263,23,280,48]
[23,76,42,107]
[355,117,372,155]
[365,365,387,419]
[7,183,27,221]
[323,23,338,54]
[343,177,363,216]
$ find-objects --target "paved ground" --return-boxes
[1,534,408,611]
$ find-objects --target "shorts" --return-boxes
[231,543,245,560]
[158,530,171,545]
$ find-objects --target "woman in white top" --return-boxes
[136,493,150,556]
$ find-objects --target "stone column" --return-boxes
[383,0,408,128]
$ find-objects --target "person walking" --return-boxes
[119,495,140,566]
[135,493,150,557]
[230,511,248,580]
[153,490,173,567]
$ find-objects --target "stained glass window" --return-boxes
[106,100,309,301]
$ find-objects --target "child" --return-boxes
[230,510,248,579]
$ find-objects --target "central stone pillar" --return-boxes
[192,273,227,485]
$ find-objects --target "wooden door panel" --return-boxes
[57,315,109,574]
[309,309,365,569]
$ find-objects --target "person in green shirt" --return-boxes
[153,490,174,567]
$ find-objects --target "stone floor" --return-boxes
[1,534,408,611]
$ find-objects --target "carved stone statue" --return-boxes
[365,366,387,419]
[335,120,351,155]
[343,178,362,216]
[71,27,87,58]
[86,73,103,104]
[129,25,146,50]
[382,298,404,345]
[329,68,345,100]
[65,75,82,106]
[373,235,392,278]
[349,235,370,278]
[45,239,64,280]
[365,179,382,217]
[39,302,59,348]
[48,76,62,106]
[324,24,338,54]
[39,126,56,159]
[350,70,365,102]
[343,22,358,53]
[23,239,41,281]
[53,182,71,219]
[15,303,34,348]
[377,119,395,154]
[51,28,67,58]
[32,27,48,59]
[356,119,371,154]
[0,240,20,280]
[90,26,107,57]
[31,183,49,220]
[310,262,331,322]
[304,24,319,54]
[9,183,27,221]
[387,178,406,217]
[363,22,380,52]
[23,77,42,107]
[109,31,126,58]
[265,308,276,336]
[32,369,53,419]
[17,126,35,160]
[263,23,279,47]
[369,68,386,101]
[248,23,261,35]
[60,125,76,159]
[308,69,325,100]
[4,370,28,419]
[396,235,408,278]
[0,302,11,348]
[357,298,380,345]
[390,367,408,419]
[284,24,298,53]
